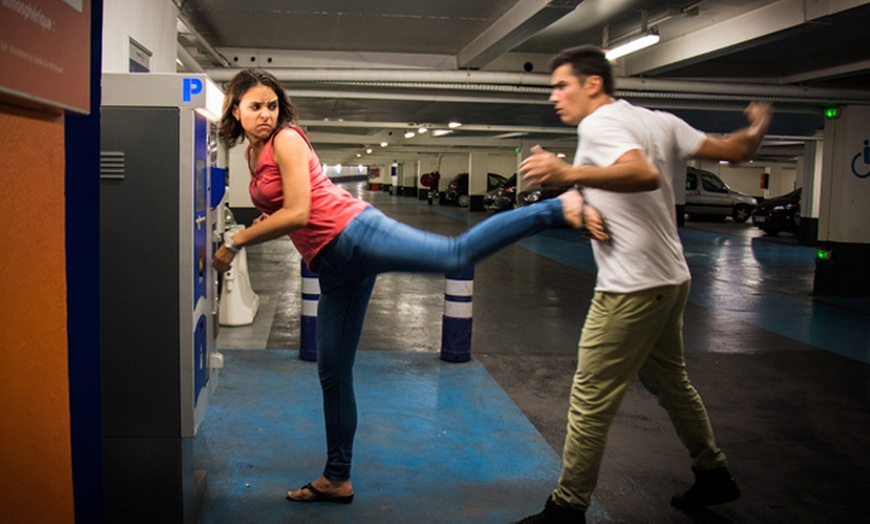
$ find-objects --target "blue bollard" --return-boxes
[441,266,474,362]
[300,261,319,361]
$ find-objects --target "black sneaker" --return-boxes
[513,496,586,523]
[671,466,741,509]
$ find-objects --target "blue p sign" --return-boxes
[183,78,203,102]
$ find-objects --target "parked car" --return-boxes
[752,187,801,235]
[516,183,573,207]
[444,172,507,207]
[483,174,517,212]
[685,167,756,222]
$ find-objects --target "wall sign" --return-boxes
[0,0,91,114]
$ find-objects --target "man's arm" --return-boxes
[520,146,659,193]
[694,102,772,162]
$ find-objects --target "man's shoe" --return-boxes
[671,466,741,509]
[513,496,586,523]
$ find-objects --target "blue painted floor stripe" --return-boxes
[196,350,612,523]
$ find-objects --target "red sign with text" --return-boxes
[0,0,91,114]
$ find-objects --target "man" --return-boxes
[514,45,772,523]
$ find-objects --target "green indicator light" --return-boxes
[816,249,831,261]
[824,107,839,119]
[515,147,521,153]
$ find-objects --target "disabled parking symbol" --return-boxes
[852,139,870,179]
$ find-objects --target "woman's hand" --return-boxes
[212,245,237,273]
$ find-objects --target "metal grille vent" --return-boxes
[100,151,126,180]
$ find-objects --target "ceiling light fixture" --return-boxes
[366,148,373,154]
[603,10,660,61]
[380,142,388,147]
[431,129,453,137]
[448,121,462,128]
[404,131,415,138]
[605,29,660,60]
[417,127,428,134]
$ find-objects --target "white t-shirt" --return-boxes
[576,99,705,293]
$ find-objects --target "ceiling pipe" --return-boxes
[205,68,870,103]
[176,42,205,73]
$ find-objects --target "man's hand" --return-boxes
[520,145,571,185]
[745,101,772,136]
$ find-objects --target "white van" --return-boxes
[685,167,757,222]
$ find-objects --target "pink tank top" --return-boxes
[247,125,370,265]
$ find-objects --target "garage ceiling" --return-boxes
[174,0,870,165]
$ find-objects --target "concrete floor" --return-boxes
[199,182,870,523]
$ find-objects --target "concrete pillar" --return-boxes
[468,152,489,211]
[390,163,398,195]
[400,161,418,197]
[814,105,870,295]
[798,137,823,245]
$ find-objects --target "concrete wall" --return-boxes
[102,0,177,73]
[694,160,798,198]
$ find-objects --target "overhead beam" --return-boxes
[457,0,583,69]
[780,58,870,84]
[622,0,870,76]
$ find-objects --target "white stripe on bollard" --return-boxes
[444,301,473,319]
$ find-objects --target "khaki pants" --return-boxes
[554,281,727,509]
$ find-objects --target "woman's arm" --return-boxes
[212,129,312,272]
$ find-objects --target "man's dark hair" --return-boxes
[547,45,615,96]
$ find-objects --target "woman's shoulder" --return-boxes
[271,126,308,150]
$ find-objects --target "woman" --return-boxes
[212,68,608,503]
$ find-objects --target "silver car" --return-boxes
[685,167,757,223]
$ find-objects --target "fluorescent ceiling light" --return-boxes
[380,142,388,147]
[404,131,415,138]
[448,121,462,128]
[605,31,660,60]
[417,127,428,134]
[431,129,453,137]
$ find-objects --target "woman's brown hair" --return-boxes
[218,68,298,148]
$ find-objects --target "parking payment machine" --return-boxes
[100,73,223,522]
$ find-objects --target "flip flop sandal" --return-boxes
[286,482,355,504]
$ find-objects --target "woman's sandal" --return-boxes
[286,482,355,504]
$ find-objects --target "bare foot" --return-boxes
[557,190,610,242]
[287,476,353,501]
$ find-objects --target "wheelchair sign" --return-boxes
[852,139,870,179]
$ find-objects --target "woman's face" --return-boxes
[232,83,280,144]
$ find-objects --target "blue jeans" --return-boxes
[311,199,564,480]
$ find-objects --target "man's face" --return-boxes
[549,64,594,126]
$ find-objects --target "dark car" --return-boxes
[516,184,573,207]
[483,174,517,212]
[751,187,801,235]
[444,172,507,207]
